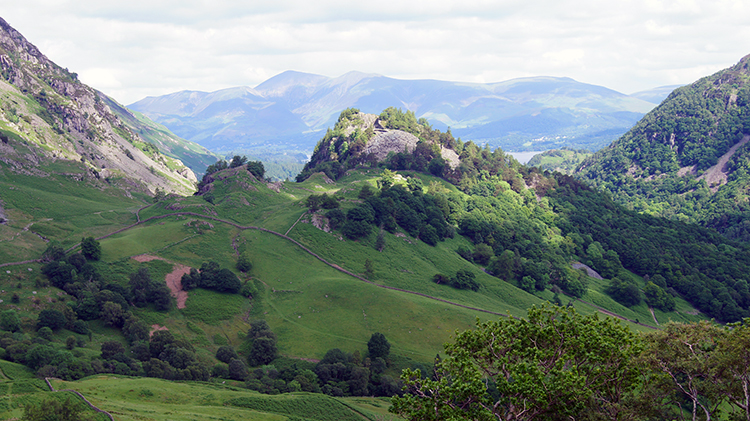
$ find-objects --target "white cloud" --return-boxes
[2,0,749,103]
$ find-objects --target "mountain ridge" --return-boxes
[0,17,200,195]
[129,71,661,155]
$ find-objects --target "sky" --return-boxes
[2,0,749,105]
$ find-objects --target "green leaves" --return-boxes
[392,304,642,421]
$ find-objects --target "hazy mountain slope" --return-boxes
[630,85,683,104]
[577,54,750,240]
[101,94,220,177]
[129,72,657,155]
[0,17,196,195]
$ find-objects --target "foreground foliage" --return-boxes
[391,305,642,420]
[392,305,750,421]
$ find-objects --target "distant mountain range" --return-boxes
[129,72,675,156]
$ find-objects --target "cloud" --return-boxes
[2,0,749,104]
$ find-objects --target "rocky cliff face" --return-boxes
[0,17,196,195]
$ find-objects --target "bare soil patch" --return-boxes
[149,324,168,337]
[131,254,191,309]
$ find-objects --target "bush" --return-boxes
[80,237,101,261]
[450,270,480,291]
[37,309,66,331]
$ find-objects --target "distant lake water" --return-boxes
[507,151,545,164]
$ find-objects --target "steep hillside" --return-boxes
[0,17,197,195]
[578,54,750,240]
[129,71,656,156]
[101,94,220,177]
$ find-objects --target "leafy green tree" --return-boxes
[472,243,493,265]
[367,332,390,360]
[247,320,278,366]
[229,155,248,168]
[249,336,277,366]
[639,321,727,420]
[606,276,642,307]
[37,326,53,341]
[378,169,396,190]
[364,259,374,278]
[101,301,125,328]
[229,358,249,380]
[36,309,65,331]
[450,269,479,291]
[375,230,386,251]
[237,253,252,273]
[716,318,750,419]
[643,281,676,311]
[80,236,101,261]
[246,160,265,180]
[22,397,95,421]
[1,309,21,332]
[101,341,125,360]
[358,183,374,199]
[391,304,643,421]
[41,242,66,262]
[216,345,239,364]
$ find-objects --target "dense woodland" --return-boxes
[578,56,750,241]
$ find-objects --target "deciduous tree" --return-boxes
[391,304,643,421]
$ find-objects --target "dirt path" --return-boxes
[131,254,191,309]
[649,307,660,326]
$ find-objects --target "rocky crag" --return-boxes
[0,17,196,195]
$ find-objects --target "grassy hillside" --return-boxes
[527,147,592,174]
[0,359,395,421]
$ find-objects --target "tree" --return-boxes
[101,341,125,360]
[1,309,21,332]
[229,358,249,380]
[22,397,95,421]
[450,269,479,291]
[391,304,643,421]
[635,320,750,419]
[716,318,750,420]
[101,301,125,327]
[368,332,391,360]
[237,253,252,273]
[216,345,239,364]
[37,309,65,331]
[249,336,277,366]
[247,161,265,180]
[378,169,396,190]
[80,236,101,261]
[230,155,248,168]
[247,320,278,366]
